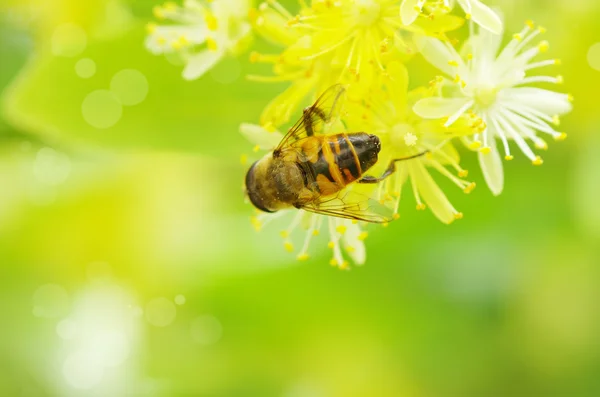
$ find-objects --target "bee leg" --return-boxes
[358,151,429,184]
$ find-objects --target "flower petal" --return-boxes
[400,0,421,26]
[342,222,366,265]
[466,0,503,34]
[415,37,461,77]
[413,97,472,119]
[500,88,573,115]
[478,138,504,195]
[182,49,224,80]
[410,162,457,224]
[239,123,283,148]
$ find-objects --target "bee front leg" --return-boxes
[358,151,429,184]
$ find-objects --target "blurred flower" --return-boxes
[240,123,368,268]
[401,0,502,34]
[146,0,252,80]
[249,0,463,128]
[413,20,572,195]
[345,62,477,224]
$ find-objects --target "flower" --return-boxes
[249,0,463,128]
[240,123,368,268]
[413,20,572,195]
[146,0,252,80]
[400,0,502,34]
[344,62,477,224]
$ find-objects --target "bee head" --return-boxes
[245,160,276,213]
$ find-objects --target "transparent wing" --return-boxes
[301,189,394,224]
[274,84,347,153]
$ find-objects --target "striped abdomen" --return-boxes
[298,133,381,196]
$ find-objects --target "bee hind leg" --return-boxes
[358,151,429,184]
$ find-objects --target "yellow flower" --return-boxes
[344,62,477,223]
[146,0,252,80]
[401,0,502,34]
[249,0,463,128]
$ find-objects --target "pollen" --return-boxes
[554,59,561,65]
[532,156,544,166]
[392,213,400,220]
[535,141,548,150]
[252,145,260,152]
[538,40,549,52]
[526,19,535,29]
[465,13,471,20]
[345,245,356,253]
[538,26,547,33]
[329,258,338,266]
[339,261,350,270]
[468,141,482,150]
[240,154,248,165]
[358,231,368,241]
[448,60,459,67]
[280,230,289,238]
[336,225,347,234]
[554,132,568,141]
[153,6,165,19]
[327,241,335,249]
[458,170,469,178]
[479,147,491,155]
[284,241,294,252]
[250,216,262,232]
[454,212,464,220]
[416,203,426,211]
[467,53,473,60]
[146,22,157,34]
[205,13,218,31]
[297,253,310,261]
[567,94,574,102]
[463,182,476,194]
[513,34,523,41]
[206,37,218,51]
[552,115,561,125]
[312,229,320,236]
[249,51,260,63]
[505,155,514,161]
[556,75,564,85]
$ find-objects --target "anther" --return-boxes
[416,203,427,211]
[458,170,468,178]
[336,225,347,234]
[532,156,543,166]
[554,132,568,141]
[392,213,400,220]
[297,253,310,261]
[327,241,335,249]
[538,41,549,52]
[463,182,476,194]
[468,141,482,150]
[479,147,491,155]
[505,155,514,161]
[358,232,369,241]
[448,60,459,67]
[284,241,294,252]
[454,212,464,220]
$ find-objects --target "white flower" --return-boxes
[240,123,368,268]
[145,0,251,80]
[413,20,572,195]
[400,0,502,34]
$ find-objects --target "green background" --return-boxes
[1,0,599,396]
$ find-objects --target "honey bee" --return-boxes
[245,85,426,223]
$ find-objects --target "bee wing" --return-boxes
[275,84,347,153]
[301,189,394,224]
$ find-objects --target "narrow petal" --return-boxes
[239,123,283,148]
[400,0,421,26]
[413,97,472,119]
[387,62,409,110]
[500,88,573,115]
[342,223,366,265]
[415,37,460,77]
[182,50,223,80]
[478,138,504,195]
[410,162,457,224]
[467,0,503,34]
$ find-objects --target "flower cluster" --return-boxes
[146,0,572,268]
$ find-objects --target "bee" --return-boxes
[245,85,426,223]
